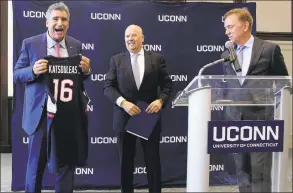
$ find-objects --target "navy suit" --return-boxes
[221,37,289,192]
[14,33,86,193]
[104,51,173,193]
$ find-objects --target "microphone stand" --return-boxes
[198,56,231,88]
[171,56,231,108]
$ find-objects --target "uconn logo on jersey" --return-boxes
[158,15,187,22]
[23,10,46,18]
[91,13,121,20]
[196,45,225,52]
[160,136,187,144]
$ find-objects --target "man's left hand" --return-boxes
[146,99,163,114]
[80,56,91,73]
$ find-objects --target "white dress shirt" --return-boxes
[46,32,68,57]
[238,35,254,77]
[116,49,145,107]
[130,49,145,87]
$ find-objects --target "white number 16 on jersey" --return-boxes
[53,79,73,102]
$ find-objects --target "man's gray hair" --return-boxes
[45,2,70,21]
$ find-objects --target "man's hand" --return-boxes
[80,56,91,73]
[121,100,141,116]
[146,99,163,114]
[33,59,48,76]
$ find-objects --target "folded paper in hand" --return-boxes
[126,101,161,140]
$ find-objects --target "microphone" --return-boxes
[225,41,242,72]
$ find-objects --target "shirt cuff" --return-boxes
[116,96,126,107]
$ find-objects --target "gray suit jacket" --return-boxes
[221,37,289,120]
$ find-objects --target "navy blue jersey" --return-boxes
[45,55,88,171]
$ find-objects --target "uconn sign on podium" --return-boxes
[207,120,284,153]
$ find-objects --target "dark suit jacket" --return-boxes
[13,33,88,135]
[104,50,173,132]
[221,37,289,120]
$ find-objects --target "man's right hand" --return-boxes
[121,100,141,116]
[33,59,48,76]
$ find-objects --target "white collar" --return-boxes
[46,31,66,49]
[237,35,254,50]
[130,48,144,57]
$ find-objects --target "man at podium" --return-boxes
[221,8,289,193]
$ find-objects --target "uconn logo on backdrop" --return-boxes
[158,15,187,22]
[213,125,279,142]
[91,13,121,20]
[196,45,225,52]
[75,167,94,175]
[23,10,46,18]
[208,120,284,153]
[91,74,106,82]
[209,164,224,171]
[160,136,187,144]
[82,43,95,51]
[169,75,188,82]
[23,137,29,144]
[87,103,94,112]
[143,44,162,52]
[91,137,117,144]
[134,167,147,174]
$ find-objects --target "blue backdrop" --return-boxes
[12,1,256,190]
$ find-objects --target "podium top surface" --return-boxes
[172,75,292,107]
